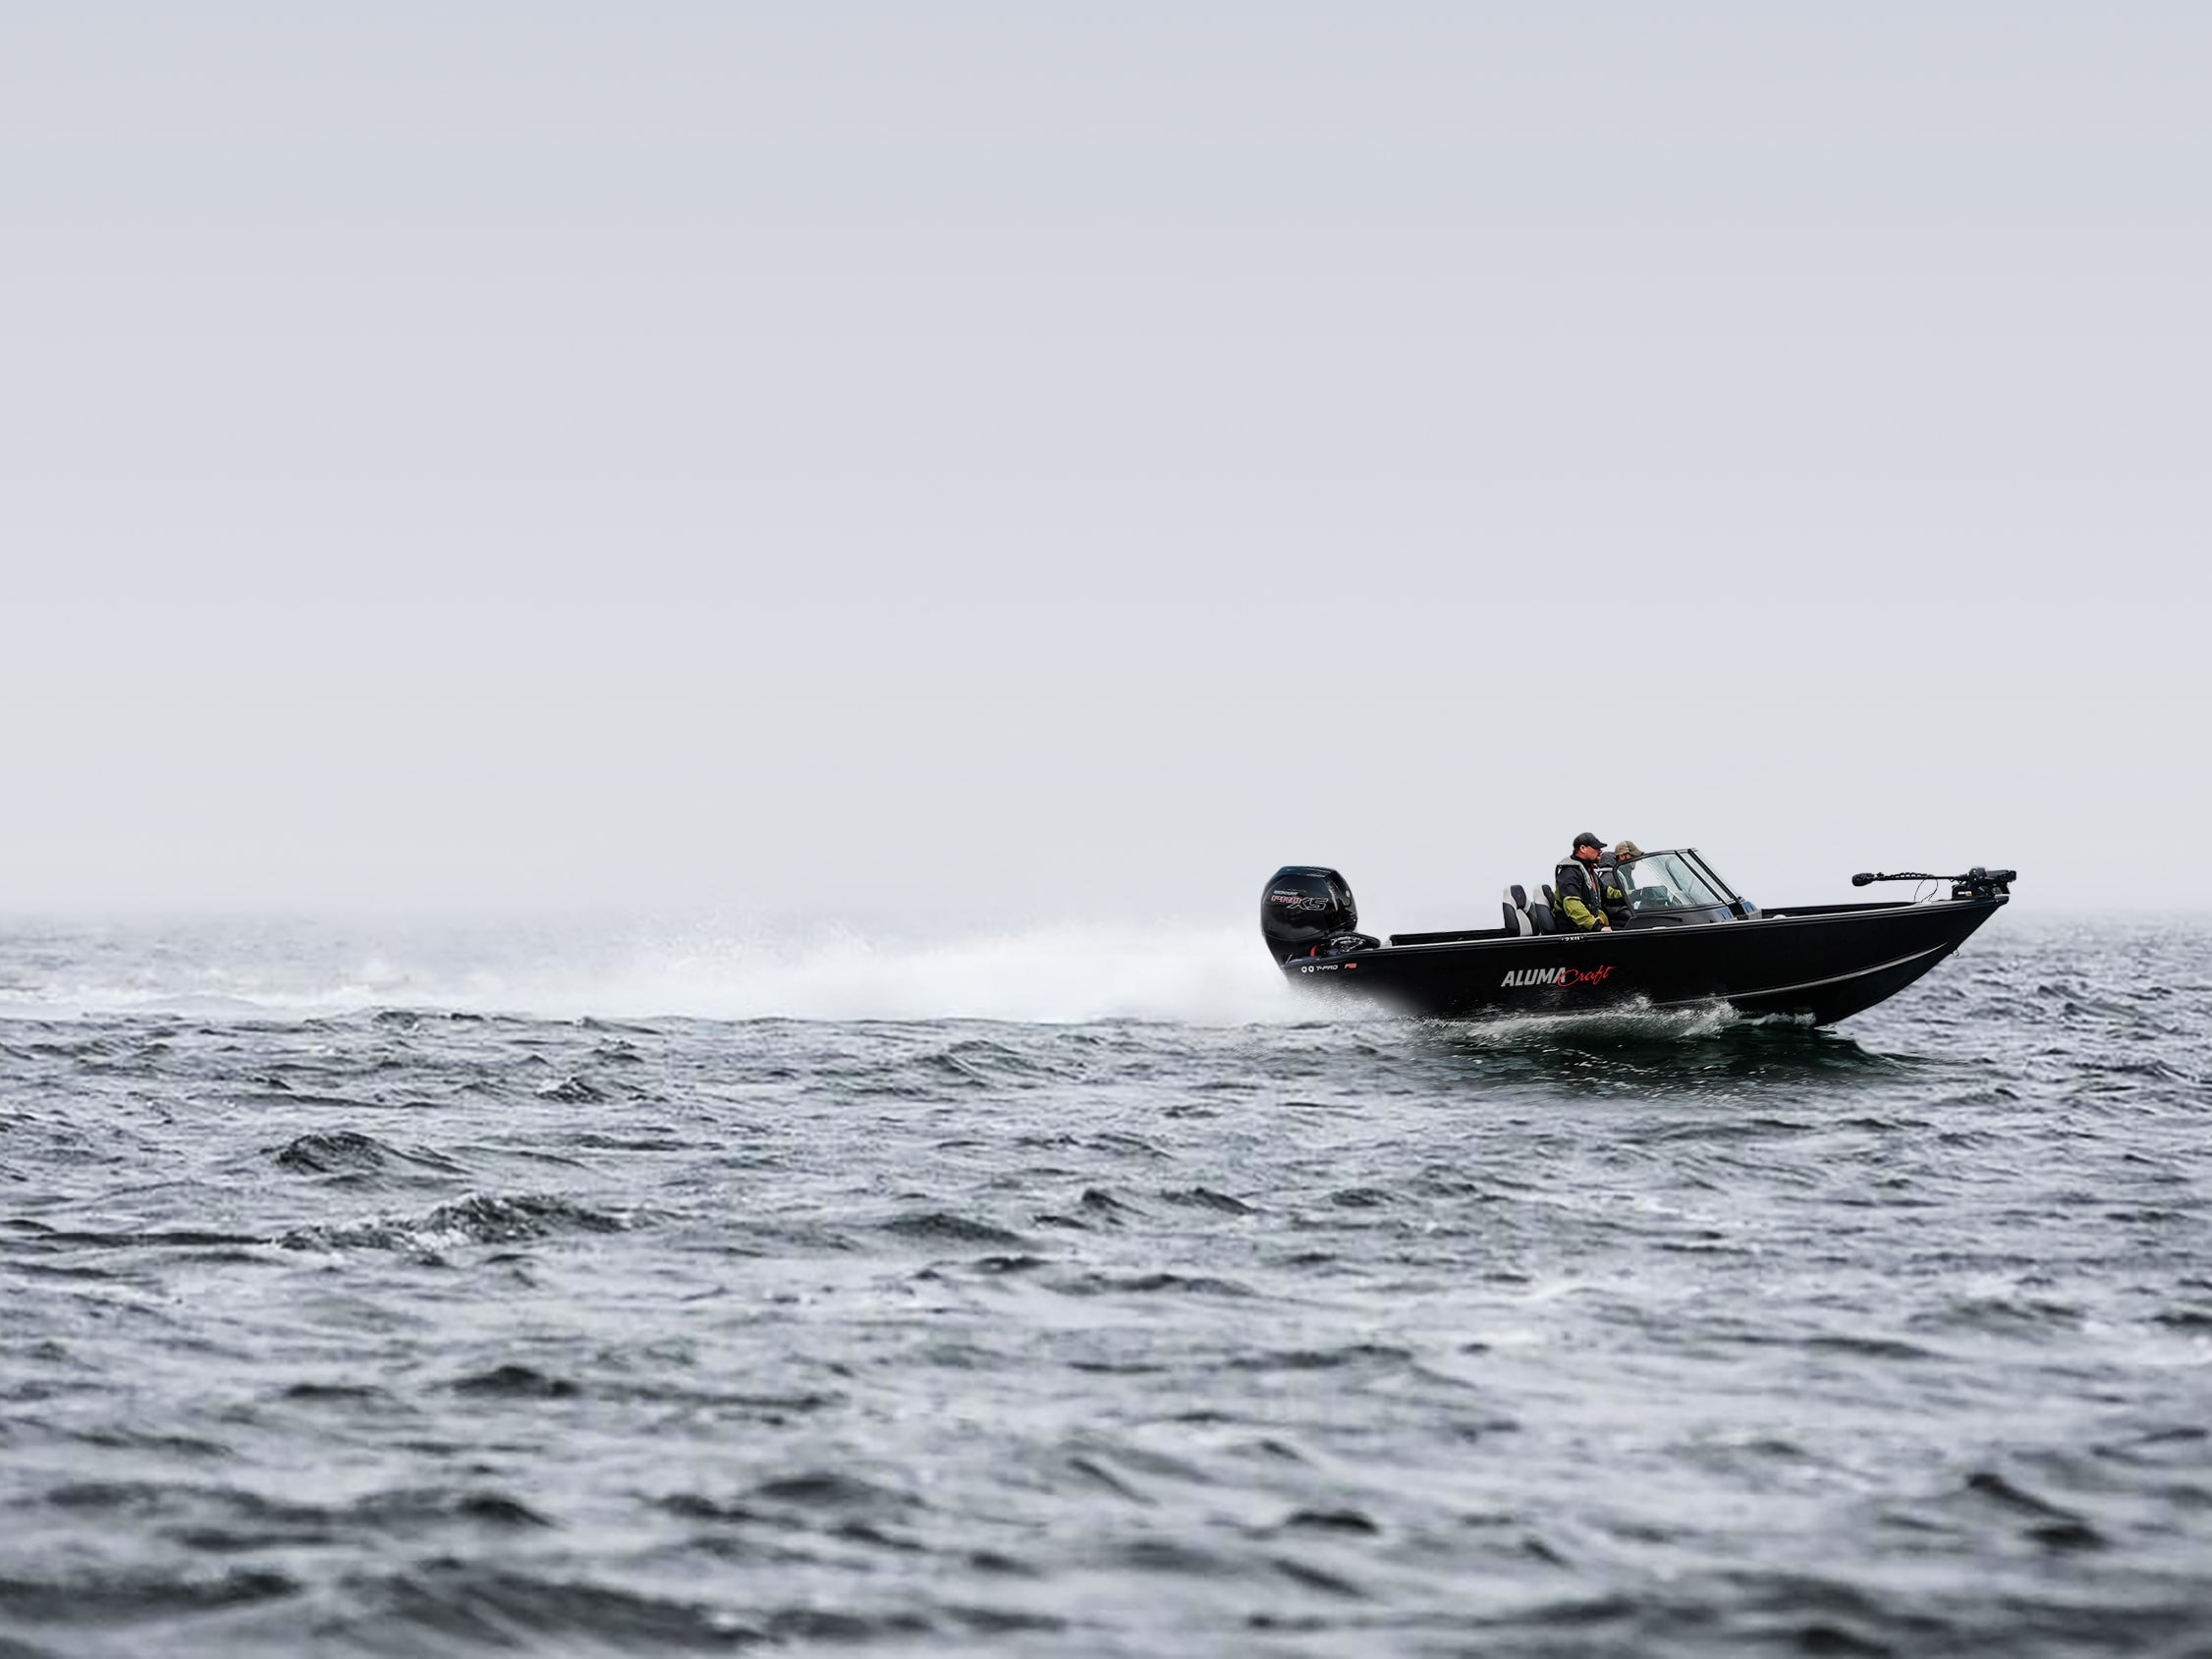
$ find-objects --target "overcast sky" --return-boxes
[3,5,2205,931]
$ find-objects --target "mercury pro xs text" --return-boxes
[1262,853,2013,1025]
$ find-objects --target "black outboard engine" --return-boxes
[1261,866,1378,964]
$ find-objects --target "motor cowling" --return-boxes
[1261,866,1368,962]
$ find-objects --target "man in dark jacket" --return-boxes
[1555,832,1625,932]
[1597,839,1643,928]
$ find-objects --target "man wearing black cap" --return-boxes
[1555,832,1626,932]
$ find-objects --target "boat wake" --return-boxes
[1425,996,1749,1047]
[0,923,1299,1027]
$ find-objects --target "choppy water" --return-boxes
[3,917,2209,1656]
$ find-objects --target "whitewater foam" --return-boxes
[1427,996,1747,1047]
[0,923,1298,1026]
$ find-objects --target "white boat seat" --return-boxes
[1500,886,1535,936]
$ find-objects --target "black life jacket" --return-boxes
[1554,858,1606,927]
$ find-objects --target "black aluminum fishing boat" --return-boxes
[1263,852,2013,1025]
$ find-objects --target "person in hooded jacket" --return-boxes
[1555,832,1627,932]
[1597,839,1644,928]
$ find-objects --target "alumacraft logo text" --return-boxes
[1501,964,1616,988]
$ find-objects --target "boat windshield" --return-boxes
[1616,852,1729,914]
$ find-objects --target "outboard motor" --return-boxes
[1260,866,1377,963]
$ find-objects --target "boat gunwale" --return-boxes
[1365,895,2006,957]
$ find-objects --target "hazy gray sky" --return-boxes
[4,5,2205,928]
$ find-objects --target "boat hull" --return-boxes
[1281,898,2007,1026]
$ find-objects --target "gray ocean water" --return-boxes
[2,917,2209,1656]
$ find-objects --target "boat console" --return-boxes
[1607,849,1759,929]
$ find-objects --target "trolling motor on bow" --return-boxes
[1853,866,2018,900]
